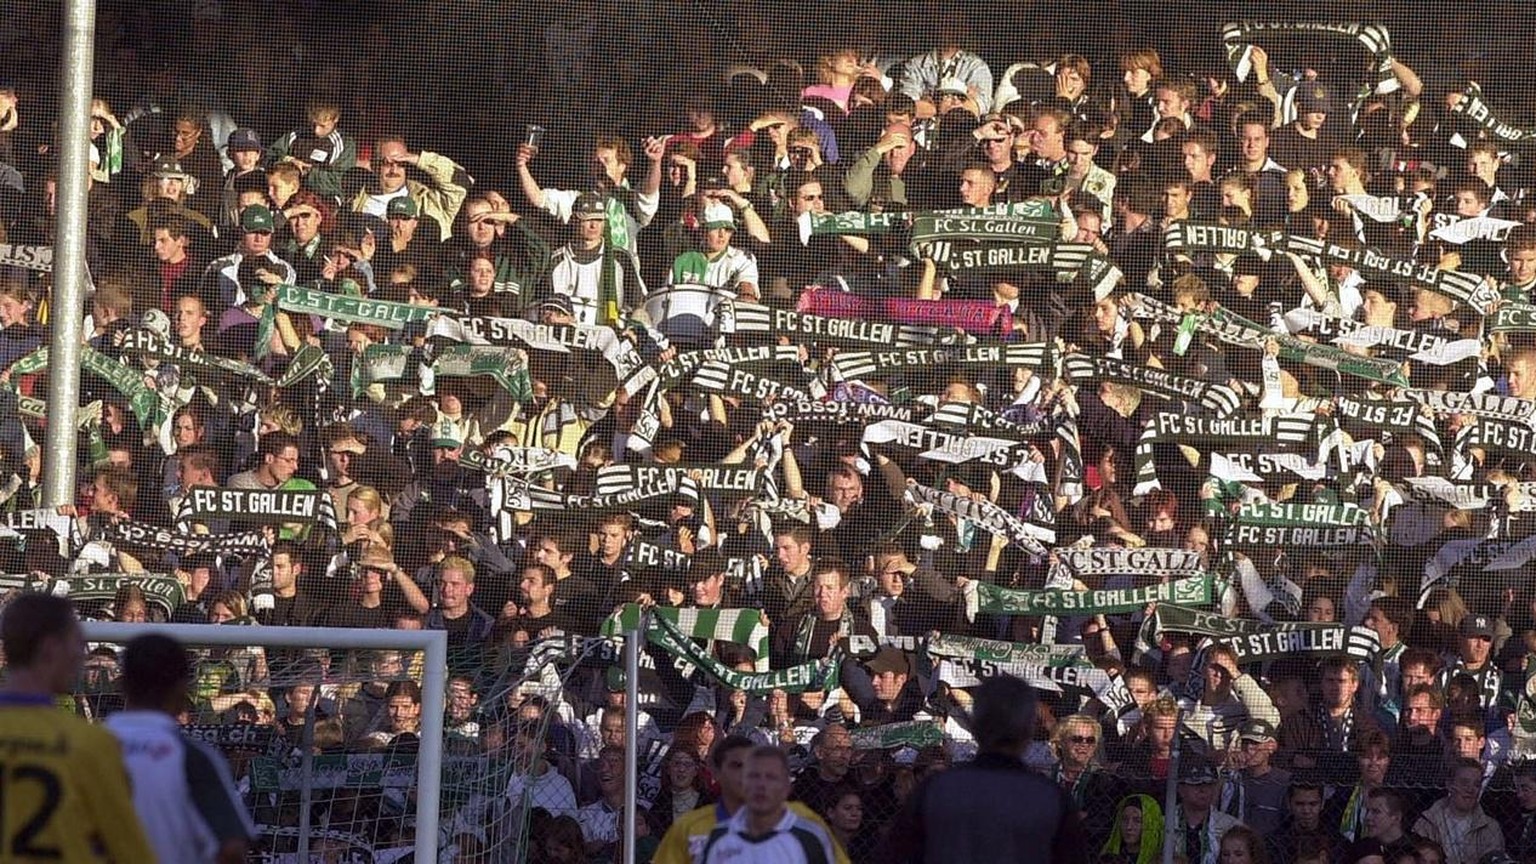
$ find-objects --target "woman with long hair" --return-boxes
[1100,794,1164,864]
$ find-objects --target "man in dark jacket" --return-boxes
[879,674,1089,863]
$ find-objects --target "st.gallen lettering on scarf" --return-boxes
[1220,21,1397,105]
[1225,501,1375,550]
[966,571,1212,617]
[1138,604,1382,666]
[923,632,1137,716]
[1163,221,1501,314]
[174,487,339,532]
[274,284,445,330]
[906,480,1052,557]
[1124,292,1410,388]
[1133,411,1321,495]
[609,609,839,694]
[1062,352,1241,416]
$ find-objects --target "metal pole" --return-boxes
[44,0,95,508]
[295,670,322,864]
[417,634,449,864]
[1162,708,1183,864]
[623,624,641,864]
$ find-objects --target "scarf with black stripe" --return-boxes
[1134,411,1320,495]
[1162,222,1500,313]
[1063,353,1241,416]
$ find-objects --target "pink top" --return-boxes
[801,83,854,114]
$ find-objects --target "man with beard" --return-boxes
[389,418,489,529]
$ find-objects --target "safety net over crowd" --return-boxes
[5,2,1536,863]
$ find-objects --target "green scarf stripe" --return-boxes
[603,605,771,671]
[274,284,444,330]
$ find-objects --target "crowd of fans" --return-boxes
[4,2,1536,863]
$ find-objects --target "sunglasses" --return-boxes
[789,147,815,158]
[1068,735,1097,745]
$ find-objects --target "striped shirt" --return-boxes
[700,807,837,864]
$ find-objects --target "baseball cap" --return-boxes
[1179,758,1218,785]
[240,204,275,233]
[228,128,263,153]
[150,154,191,180]
[1296,84,1332,115]
[387,195,419,218]
[866,647,910,677]
[1461,614,1495,639]
[1238,718,1276,743]
[538,294,574,317]
[701,202,736,230]
[573,192,607,220]
[431,418,464,449]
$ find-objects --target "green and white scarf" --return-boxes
[604,604,770,670]
[691,361,818,403]
[274,284,444,330]
[432,344,534,400]
[1133,410,1320,495]
[907,480,1052,556]
[1224,501,1374,549]
[636,612,840,693]
[729,301,950,348]
[116,329,275,385]
[1052,547,1207,584]
[1220,21,1396,102]
[1163,222,1500,314]
[174,487,338,532]
[1138,604,1382,664]
[850,721,944,750]
[830,343,1049,381]
[1492,302,1536,334]
[1126,293,1410,387]
[965,571,1212,617]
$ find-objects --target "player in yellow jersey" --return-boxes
[654,734,850,864]
[0,593,154,862]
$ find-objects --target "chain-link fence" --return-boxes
[5,1,1536,863]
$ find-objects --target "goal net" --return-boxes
[74,621,598,864]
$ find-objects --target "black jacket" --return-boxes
[879,751,1089,864]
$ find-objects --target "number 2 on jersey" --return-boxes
[0,764,62,859]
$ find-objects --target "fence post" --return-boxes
[44,0,95,508]
[623,619,642,864]
[296,668,323,863]
[1163,707,1184,864]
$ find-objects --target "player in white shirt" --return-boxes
[105,633,257,864]
[700,745,837,864]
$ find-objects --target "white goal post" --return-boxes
[81,622,448,864]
